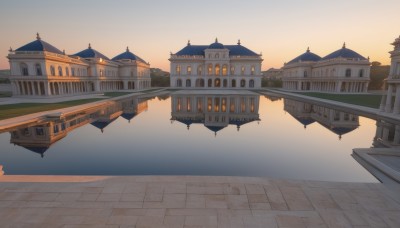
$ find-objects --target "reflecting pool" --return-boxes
[0,90,391,182]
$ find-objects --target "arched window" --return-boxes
[58,66,63,76]
[359,69,364,77]
[208,79,212,87]
[232,79,236,88]
[223,79,227,87]
[241,66,245,75]
[20,63,29,76]
[251,66,255,75]
[186,79,191,87]
[176,65,181,75]
[215,64,220,75]
[176,79,182,87]
[65,67,69,76]
[100,69,103,77]
[249,79,255,88]
[34,63,42,76]
[187,66,192,75]
[71,68,75,76]
[215,53,219,59]
[240,79,246,87]
[230,66,235,75]
[208,64,213,75]
[304,70,308,77]
[215,79,221,87]
[345,68,351,77]
[197,65,202,75]
[50,66,55,76]
[222,65,227,76]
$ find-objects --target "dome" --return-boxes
[287,47,321,64]
[15,33,63,54]
[73,44,110,60]
[208,38,224,49]
[112,47,147,64]
[321,43,367,60]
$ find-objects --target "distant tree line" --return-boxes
[150,68,170,87]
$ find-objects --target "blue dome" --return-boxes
[73,44,110,60]
[208,38,224,49]
[15,34,63,54]
[321,43,367,60]
[287,48,321,64]
[112,47,147,64]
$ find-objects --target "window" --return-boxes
[176,65,181,75]
[50,66,55,76]
[208,79,212,87]
[100,69,103,77]
[251,66,255,75]
[187,66,192,75]
[249,79,255,88]
[222,65,227,76]
[304,70,308,77]
[20,63,28,76]
[215,64,220,75]
[71,68,75,76]
[359,69,364,77]
[35,64,42,76]
[208,64,212,75]
[58,66,63,76]
[240,79,246,87]
[345,68,351,77]
[176,79,182,87]
[232,79,236,88]
[65,67,69,76]
[186,79,191,87]
[241,66,245,75]
[230,66,235,75]
[197,65,202,75]
[215,53,219,59]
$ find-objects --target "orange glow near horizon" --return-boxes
[0,0,399,71]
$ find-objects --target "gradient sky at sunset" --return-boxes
[0,0,399,71]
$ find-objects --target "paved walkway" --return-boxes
[0,175,399,227]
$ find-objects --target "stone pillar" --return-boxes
[393,125,400,144]
[44,82,49,96]
[385,84,394,112]
[393,85,400,114]
[375,121,383,140]
[382,125,390,141]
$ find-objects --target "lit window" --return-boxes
[215,64,220,75]
[176,65,181,75]
[251,66,255,75]
[230,66,235,75]
[197,65,202,75]
[222,65,227,76]
[241,66,245,75]
[187,66,191,75]
[208,64,212,75]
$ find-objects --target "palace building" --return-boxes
[380,35,400,114]
[7,33,151,97]
[282,44,370,93]
[169,39,263,89]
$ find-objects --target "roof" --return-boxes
[287,48,321,64]
[90,117,118,130]
[22,146,49,157]
[174,41,259,57]
[121,112,137,121]
[73,44,110,60]
[112,47,147,64]
[15,33,63,54]
[321,43,367,60]
[208,38,224,49]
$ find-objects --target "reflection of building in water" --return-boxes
[373,119,400,148]
[264,95,282,102]
[171,93,260,135]
[8,96,149,157]
[284,99,359,139]
[380,35,400,114]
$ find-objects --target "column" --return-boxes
[374,121,383,140]
[394,125,400,144]
[44,82,49,96]
[385,84,394,112]
[393,85,400,114]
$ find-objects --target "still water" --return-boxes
[0,91,382,182]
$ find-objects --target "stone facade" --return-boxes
[7,34,151,97]
[380,35,400,114]
[282,45,370,93]
[169,39,263,89]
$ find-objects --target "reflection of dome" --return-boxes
[321,43,367,60]
[112,47,147,64]
[208,38,224,49]
[90,117,119,132]
[73,43,110,60]
[292,116,315,128]
[15,33,63,54]
[22,146,49,158]
[121,112,137,122]
[287,47,321,64]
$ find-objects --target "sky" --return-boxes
[0,0,399,71]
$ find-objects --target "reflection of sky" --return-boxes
[0,96,377,182]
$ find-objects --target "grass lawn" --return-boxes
[0,98,103,121]
[296,92,382,109]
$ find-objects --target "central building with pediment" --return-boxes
[169,39,263,89]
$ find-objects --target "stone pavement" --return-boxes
[0,175,399,227]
